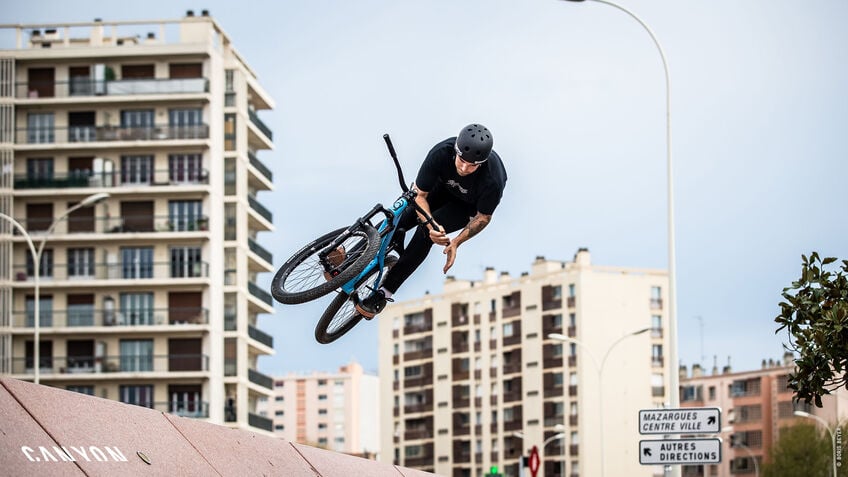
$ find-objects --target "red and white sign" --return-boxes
[528,445,540,477]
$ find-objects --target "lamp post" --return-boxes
[794,411,839,477]
[0,192,109,384]
[549,327,651,477]
[557,2,678,472]
[721,426,759,477]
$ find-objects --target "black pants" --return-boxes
[381,186,476,294]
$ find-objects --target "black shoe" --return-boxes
[354,289,393,320]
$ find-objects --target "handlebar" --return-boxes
[383,134,409,193]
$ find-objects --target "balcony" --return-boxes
[248,412,273,432]
[16,124,210,145]
[156,400,209,418]
[248,282,273,306]
[11,353,209,375]
[12,261,209,282]
[247,195,273,223]
[16,78,209,99]
[11,214,209,235]
[248,151,273,183]
[248,238,273,264]
[248,109,273,141]
[14,169,209,190]
[248,368,273,390]
[247,324,274,348]
[10,307,208,328]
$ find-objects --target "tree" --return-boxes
[761,422,847,477]
[775,252,848,407]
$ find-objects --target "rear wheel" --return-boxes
[270,225,380,305]
[315,255,397,344]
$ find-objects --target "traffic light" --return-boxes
[488,465,501,476]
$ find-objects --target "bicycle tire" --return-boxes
[315,255,397,344]
[271,225,380,305]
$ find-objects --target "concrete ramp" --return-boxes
[0,377,435,476]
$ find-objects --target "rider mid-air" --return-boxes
[354,123,508,318]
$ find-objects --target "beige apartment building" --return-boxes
[379,249,672,477]
[0,11,278,433]
[679,356,848,476]
[257,361,381,457]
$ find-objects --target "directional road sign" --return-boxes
[638,407,721,435]
[639,438,722,465]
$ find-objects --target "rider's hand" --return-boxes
[428,224,450,246]
[443,242,457,273]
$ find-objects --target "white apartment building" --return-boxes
[379,249,672,477]
[0,11,277,433]
[257,361,381,457]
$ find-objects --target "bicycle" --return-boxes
[270,134,434,344]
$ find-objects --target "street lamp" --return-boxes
[0,192,109,384]
[721,426,759,477]
[557,2,679,471]
[549,327,651,477]
[794,410,838,477]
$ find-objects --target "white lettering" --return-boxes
[39,447,58,462]
[105,447,128,462]
[21,446,37,462]
[70,446,91,461]
[60,447,76,462]
[52,447,74,462]
[89,447,107,462]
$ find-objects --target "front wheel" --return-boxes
[271,225,380,305]
[315,255,397,344]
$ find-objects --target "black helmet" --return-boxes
[454,124,493,164]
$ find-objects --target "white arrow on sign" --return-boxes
[639,407,721,435]
[639,438,722,465]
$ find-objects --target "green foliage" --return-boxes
[775,252,848,407]
[762,422,848,477]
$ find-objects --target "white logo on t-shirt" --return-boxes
[446,179,468,195]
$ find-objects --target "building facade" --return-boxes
[679,356,848,476]
[257,361,381,457]
[0,11,277,433]
[379,249,672,477]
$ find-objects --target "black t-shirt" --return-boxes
[415,137,508,215]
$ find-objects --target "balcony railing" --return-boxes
[12,261,209,282]
[16,124,209,144]
[247,195,273,223]
[15,168,209,189]
[11,354,209,375]
[9,214,209,235]
[248,238,273,264]
[248,151,273,182]
[248,109,273,141]
[247,282,273,306]
[155,401,210,418]
[248,412,274,432]
[17,78,209,98]
[247,324,274,348]
[248,368,273,390]
[10,307,208,328]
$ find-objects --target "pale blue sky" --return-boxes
[5,1,847,377]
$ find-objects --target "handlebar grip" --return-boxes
[383,134,398,159]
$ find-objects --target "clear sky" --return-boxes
[4,0,847,377]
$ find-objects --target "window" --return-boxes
[120,339,153,371]
[121,109,154,128]
[651,286,663,309]
[405,365,423,378]
[318,409,328,415]
[169,154,204,183]
[120,292,154,325]
[121,155,153,184]
[551,285,562,299]
[708,386,716,400]
[652,345,664,366]
[67,385,94,395]
[568,284,576,298]
[26,248,53,279]
[224,114,236,150]
[168,200,203,231]
[121,247,153,279]
[553,373,564,387]
[27,112,54,143]
[26,158,54,185]
[503,322,514,338]
[569,313,576,327]
[119,384,154,408]
[67,248,95,278]
[318,394,327,401]
[552,343,563,358]
[169,108,203,139]
[67,294,94,326]
[275,396,284,402]
[276,410,285,416]
[25,295,53,327]
[170,247,202,277]
[652,373,665,397]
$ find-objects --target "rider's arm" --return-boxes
[412,186,450,246]
[442,212,492,273]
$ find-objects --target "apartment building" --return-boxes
[679,356,848,476]
[0,11,278,433]
[379,249,672,477]
[257,361,381,457]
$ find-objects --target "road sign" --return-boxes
[639,438,722,465]
[638,407,721,435]
[528,445,540,477]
